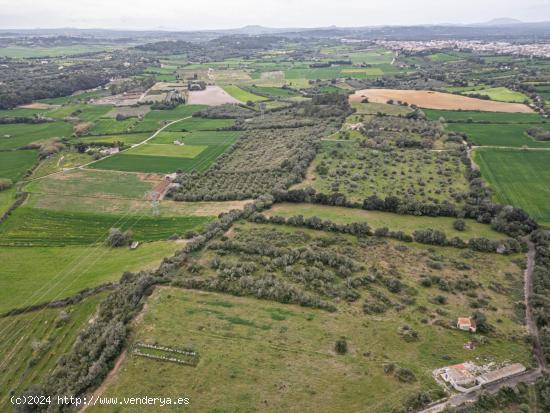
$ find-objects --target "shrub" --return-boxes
[395,367,416,383]
[0,178,13,191]
[335,337,348,354]
[105,228,133,247]
[453,219,466,231]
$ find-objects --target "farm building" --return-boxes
[441,363,477,387]
[457,317,476,332]
[477,363,525,384]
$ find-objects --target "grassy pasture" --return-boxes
[75,133,150,145]
[0,241,180,314]
[90,277,529,413]
[164,117,236,132]
[31,151,92,179]
[348,49,394,65]
[461,87,530,103]
[47,104,112,121]
[132,105,207,132]
[267,203,506,241]
[0,122,73,150]
[448,123,550,148]
[25,169,155,199]
[248,85,299,97]
[0,293,108,411]
[90,118,139,134]
[126,143,207,158]
[474,148,550,225]
[0,187,16,216]
[90,130,239,173]
[423,109,543,123]
[222,85,267,102]
[0,150,38,182]
[0,107,49,118]
[351,102,413,116]
[0,207,212,246]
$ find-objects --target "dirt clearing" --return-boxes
[349,89,534,113]
[187,85,241,105]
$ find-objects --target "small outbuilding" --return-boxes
[457,317,477,333]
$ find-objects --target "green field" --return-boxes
[25,169,155,199]
[461,87,530,103]
[423,109,543,123]
[348,49,395,65]
[0,241,180,314]
[132,105,206,132]
[0,150,38,181]
[352,102,413,116]
[0,293,108,411]
[448,123,550,148]
[474,148,550,225]
[0,207,212,246]
[0,187,16,216]
[248,85,300,97]
[268,203,506,241]
[90,272,529,413]
[222,85,267,102]
[47,104,112,121]
[31,151,92,179]
[0,107,49,118]
[164,117,236,132]
[0,122,73,150]
[75,133,150,145]
[125,143,207,158]
[89,130,240,173]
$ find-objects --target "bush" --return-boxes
[0,178,13,191]
[105,228,133,247]
[335,337,348,354]
[453,219,466,231]
[395,367,416,383]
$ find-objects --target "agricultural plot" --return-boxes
[25,169,157,199]
[187,86,241,106]
[89,118,139,135]
[75,132,150,145]
[0,242,179,314]
[0,206,212,246]
[89,130,240,173]
[0,122,73,150]
[423,109,543,123]
[0,150,38,182]
[474,149,550,225]
[461,87,530,103]
[31,151,92,179]
[351,102,413,116]
[267,203,506,241]
[164,117,235,132]
[222,85,267,103]
[47,104,112,121]
[132,104,206,132]
[248,85,300,98]
[0,293,108,411]
[91,221,529,413]
[0,107,49,118]
[309,141,469,204]
[0,187,16,216]
[350,89,534,113]
[348,49,395,65]
[448,123,550,148]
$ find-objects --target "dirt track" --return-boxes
[349,89,534,113]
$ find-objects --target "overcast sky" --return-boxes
[0,0,549,30]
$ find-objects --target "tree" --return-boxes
[0,178,13,191]
[105,228,133,247]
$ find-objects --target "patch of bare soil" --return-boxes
[188,86,241,105]
[349,89,534,113]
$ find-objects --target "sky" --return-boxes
[0,0,549,30]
